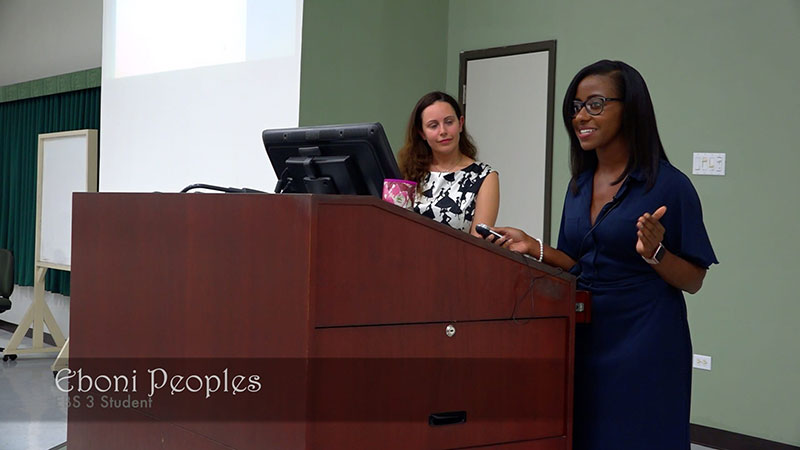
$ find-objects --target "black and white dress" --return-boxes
[414,161,495,233]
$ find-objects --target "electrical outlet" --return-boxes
[693,354,712,371]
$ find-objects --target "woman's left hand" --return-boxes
[636,205,667,258]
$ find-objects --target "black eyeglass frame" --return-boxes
[571,96,622,117]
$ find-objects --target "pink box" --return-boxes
[382,179,417,210]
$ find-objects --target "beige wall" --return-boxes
[0,0,102,86]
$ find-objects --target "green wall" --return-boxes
[300,0,800,444]
[445,0,800,445]
[299,0,449,151]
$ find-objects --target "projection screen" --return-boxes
[100,0,303,193]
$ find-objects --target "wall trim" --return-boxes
[692,424,800,450]
[0,67,101,103]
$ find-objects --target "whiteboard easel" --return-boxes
[3,130,98,365]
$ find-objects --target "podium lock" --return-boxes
[445,324,456,337]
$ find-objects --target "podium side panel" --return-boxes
[69,193,313,450]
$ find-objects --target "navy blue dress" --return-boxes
[557,160,718,450]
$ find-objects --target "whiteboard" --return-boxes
[36,130,99,269]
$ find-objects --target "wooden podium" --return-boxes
[67,193,577,449]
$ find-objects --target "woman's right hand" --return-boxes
[487,226,537,256]
[484,226,576,271]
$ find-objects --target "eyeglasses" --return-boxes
[571,96,622,117]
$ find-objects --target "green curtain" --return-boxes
[0,87,101,296]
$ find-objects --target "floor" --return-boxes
[1,328,718,450]
[0,329,67,450]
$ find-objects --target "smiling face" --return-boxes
[572,74,624,152]
[420,100,464,157]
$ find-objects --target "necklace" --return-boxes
[432,153,464,173]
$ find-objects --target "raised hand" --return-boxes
[636,205,666,258]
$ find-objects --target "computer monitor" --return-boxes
[262,122,402,197]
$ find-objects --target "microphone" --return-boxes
[573,188,628,282]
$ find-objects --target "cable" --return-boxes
[179,184,265,194]
[510,254,550,324]
[273,168,292,193]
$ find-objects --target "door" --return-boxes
[459,41,556,243]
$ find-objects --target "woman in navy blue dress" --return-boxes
[487,60,717,449]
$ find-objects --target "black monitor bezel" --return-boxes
[262,122,401,197]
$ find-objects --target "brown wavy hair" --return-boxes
[397,91,478,192]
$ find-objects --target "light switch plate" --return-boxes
[693,354,712,371]
[693,153,726,175]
